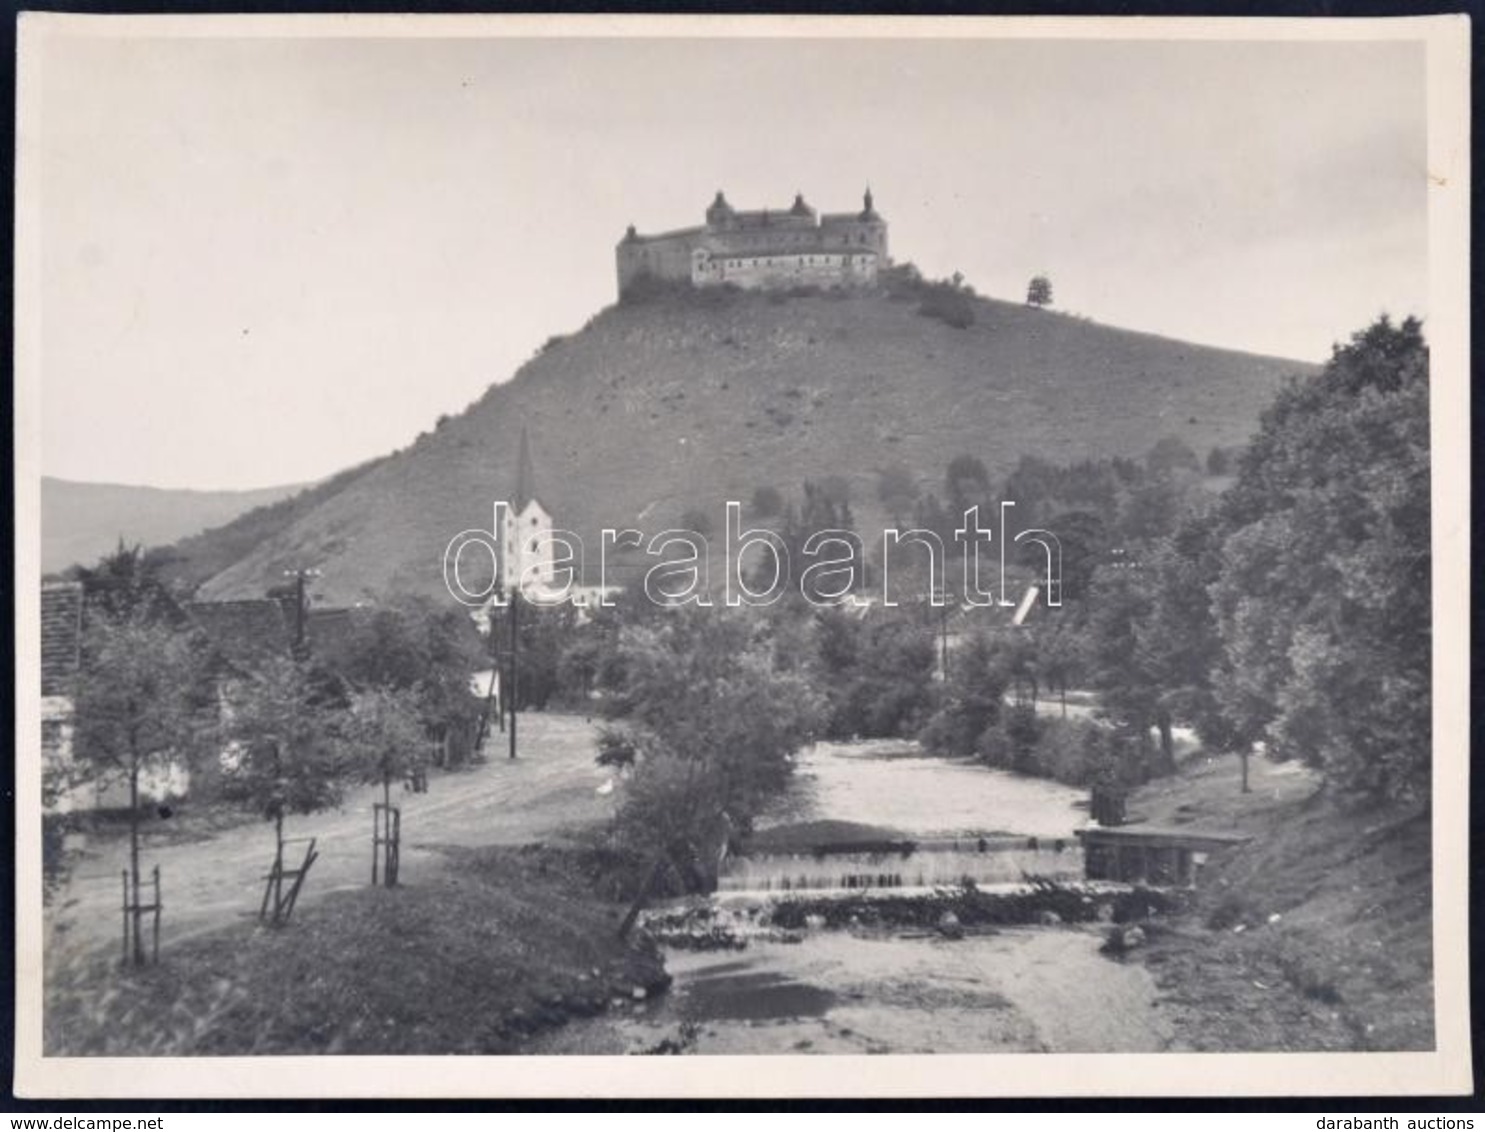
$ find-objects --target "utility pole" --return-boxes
[941,598,950,681]
[282,568,321,658]
[501,582,519,757]
[507,585,520,760]
[930,586,953,681]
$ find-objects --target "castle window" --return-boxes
[529,540,538,551]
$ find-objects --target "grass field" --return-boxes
[44,844,668,1056]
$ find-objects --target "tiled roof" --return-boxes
[185,598,295,671]
[40,582,83,697]
[304,606,365,661]
[186,598,371,673]
[698,248,877,264]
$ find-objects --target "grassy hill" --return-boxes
[154,458,387,594]
[41,477,306,575]
[187,286,1314,604]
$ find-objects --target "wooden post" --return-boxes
[120,870,129,964]
[128,766,143,966]
[151,866,161,963]
[508,588,519,761]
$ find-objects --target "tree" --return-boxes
[815,611,937,739]
[918,631,1009,759]
[917,278,976,328]
[1145,435,1201,478]
[1210,316,1431,806]
[749,485,784,518]
[218,655,351,910]
[1083,563,1173,777]
[944,454,993,521]
[1035,618,1087,718]
[345,687,427,808]
[765,481,861,602]
[875,463,919,525]
[327,597,483,765]
[1026,274,1053,308]
[71,615,211,963]
[69,541,182,627]
[343,687,426,886]
[599,610,822,931]
[678,507,715,538]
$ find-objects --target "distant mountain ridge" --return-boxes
[163,286,1313,605]
[41,477,308,575]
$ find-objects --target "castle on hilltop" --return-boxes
[616,189,889,298]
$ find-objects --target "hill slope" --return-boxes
[41,477,306,575]
[193,289,1314,604]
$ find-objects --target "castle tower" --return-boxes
[502,428,555,596]
[705,190,734,229]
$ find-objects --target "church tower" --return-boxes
[501,428,556,596]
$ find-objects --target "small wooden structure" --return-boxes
[372,803,401,887]
[1075,824,1251,887]
[121,865,161,965]
[260,837,318,926]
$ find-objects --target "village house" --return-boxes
[41,580,191,813]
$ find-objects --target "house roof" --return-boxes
[304,606,365,661]
[186,598,376,674]
[40,582,83,697]
[185,598,295,671]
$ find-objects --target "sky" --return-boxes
[29,25,1429,490]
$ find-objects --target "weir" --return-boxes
[718,835,1084,896]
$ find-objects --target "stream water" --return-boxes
[537,739,1178,1055]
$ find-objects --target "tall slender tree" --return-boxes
[72,615,209,963]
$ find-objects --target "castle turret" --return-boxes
[861,186,878,220]
[705,190,734,228]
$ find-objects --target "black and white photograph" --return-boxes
[12,13,1471,1099]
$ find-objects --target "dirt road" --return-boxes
[47,713,609,965]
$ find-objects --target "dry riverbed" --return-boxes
[532,924,1180,1055]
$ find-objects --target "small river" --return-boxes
[535,739,1179,1055]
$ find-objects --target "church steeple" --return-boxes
[514,427,537,511]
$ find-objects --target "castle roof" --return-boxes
[723,208,817,230]
[697,246,879,262]
[820,211,883,226]
[621,224,706,246]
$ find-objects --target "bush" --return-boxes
[916,282,976,329]
[750,485,784,518]
[817,614,936,740]
[976,702,1041,772]
[917,632,1005,757]
[1032,716,1106,786]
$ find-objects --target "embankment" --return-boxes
[1128,753,1433,1051]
